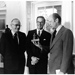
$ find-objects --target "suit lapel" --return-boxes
[35,29,37,35]
[17,32,20,44]
[7,32,15,45]
[50,26,65,49]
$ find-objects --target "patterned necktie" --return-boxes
[52,30,57,42]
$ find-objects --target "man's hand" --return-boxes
[58,71,64,74]
[31,38,39,44]
[31,39,42,50]
[56,70,64,75]
[31,56,39,65]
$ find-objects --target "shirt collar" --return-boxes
[37,29,43,35]
[11,30,15,36]
[56,25,62,35]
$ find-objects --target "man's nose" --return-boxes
[38,22,41,25]
[16,26,19,28]
[38,24,41,27]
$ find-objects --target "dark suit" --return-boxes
[48,26,74,74]
[26,29,51,74]
[0,31,26,74]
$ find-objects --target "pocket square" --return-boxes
[43,39,46,41]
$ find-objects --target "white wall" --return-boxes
[62,1,73,30]
[73,1,75,54]
[5,1,27,34]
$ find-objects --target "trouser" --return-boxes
[29,61,47,74]
[4,67,25,74]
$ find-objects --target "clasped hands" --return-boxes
[31,56,39,65]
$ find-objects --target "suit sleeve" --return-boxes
[22,33,27,52]
[60,29,73,73]
[0,33,6,57]
[26,31,33,57]
[38,33,51,59]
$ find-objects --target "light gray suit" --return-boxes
[48,26,74,74]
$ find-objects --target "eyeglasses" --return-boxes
[12,24,20,27]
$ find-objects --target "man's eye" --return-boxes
[15,24,20,26]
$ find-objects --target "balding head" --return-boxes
[47,13,61,30]
[11,18,21,33]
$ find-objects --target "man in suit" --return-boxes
[26,16,51,74]
[47,13,74,74]
[0,18,26,74]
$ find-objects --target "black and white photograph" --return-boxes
[0,0,74,74]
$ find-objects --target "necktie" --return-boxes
[52,30,57,42]
[14,33,18,44]
[38,30,40,37]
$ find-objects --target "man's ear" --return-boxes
[55,18,59,23]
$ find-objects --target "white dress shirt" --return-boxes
[37,29,43,36]
[56,25,62,35]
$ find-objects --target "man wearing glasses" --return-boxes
[26,16,51,74]
[0,18,26,74]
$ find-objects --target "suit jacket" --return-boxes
[26,29,51,67]
[48,26,74,74]
[0,31,26,70]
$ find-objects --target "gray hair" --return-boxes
[11,18,21,25]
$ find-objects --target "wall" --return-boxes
[5,1,27,34]
[62,1,73,30]
[26,1,31,33]
[73,1,75,54]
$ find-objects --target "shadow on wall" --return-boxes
[64,22,71,29]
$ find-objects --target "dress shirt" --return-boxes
[56,25,62,35]
[37,29,43,36]
[11,30,15,36]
